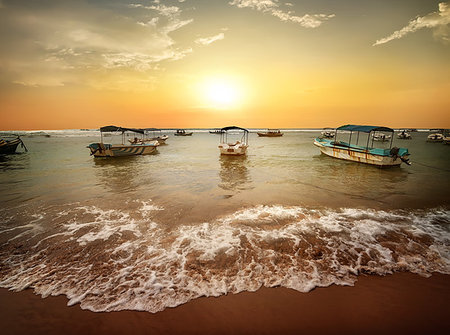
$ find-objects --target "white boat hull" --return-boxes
[219,144,248,156]
[313,140,403,167]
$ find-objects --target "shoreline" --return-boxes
[1,272,449,335]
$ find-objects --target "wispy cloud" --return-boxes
[373,2,450,46]
[195,33,225,45]
[0,1,194,89]
[229,0,334,28]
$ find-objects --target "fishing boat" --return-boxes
[218,126,249,156]
[371,132,391,142]
[320,128,335,139]
[0,135,28,154]
[397,130,412,139]
[174,129,193,136]
[87,126,159,157]
[141,128,169,145]
[427,130,444,142]
[313,125,410,167]
[257,129,283,137]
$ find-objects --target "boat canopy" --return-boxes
[221,126,249,132]
[100,125,145,134]
[336,125,393,133]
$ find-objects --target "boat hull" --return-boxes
[0,139,22,154]
[219,144,248,156]
[88,143,158,157]
[174,133,193,136]
[313,139,405,167]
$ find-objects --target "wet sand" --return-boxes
[1,272,449,335]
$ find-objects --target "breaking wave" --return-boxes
[0,203,449,313]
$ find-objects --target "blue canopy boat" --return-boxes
[313,125,410,167]
[87,126,159,157]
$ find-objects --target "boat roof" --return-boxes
[100,125,145,134]
[221,126,249,132]
[336,125,393,133]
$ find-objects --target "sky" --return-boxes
[0,0,449,130]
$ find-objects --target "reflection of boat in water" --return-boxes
[0,135,28,154]
[427,130,444,142]
[209,128,224,134]
[218,126,249,156]
[174,129,193,136]
[314,124,410,167]
[218,155,251,191]
[87,126,159,157]
[320,128,335,139]
[257,129,283,137]
[397,130,412,139]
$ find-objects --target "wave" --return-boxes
[0,203,448,313]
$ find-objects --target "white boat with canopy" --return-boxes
[314,124,410,167]
[218,126,249,156]
[87,126,159,157]
[141,128,168,145]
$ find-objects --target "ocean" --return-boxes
[0,129,449,313]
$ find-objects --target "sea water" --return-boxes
[0,130,449,312]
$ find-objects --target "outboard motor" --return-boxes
[390,146,411,165]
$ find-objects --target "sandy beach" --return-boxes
[1,272,449,335]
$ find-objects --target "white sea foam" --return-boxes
[0,204,448,313]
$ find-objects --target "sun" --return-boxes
[201,77,241,109]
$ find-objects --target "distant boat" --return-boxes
[397,130,412,139]
[314,125,410,167]
[87,126,159,157]
[174,129,193,136]
[257,129,283,137]
[320,128,335,139]
[0,135,28,154]
[427,130,444,142]
[209,128,224,134]
[371,132,392,142]
[219,126,249,156]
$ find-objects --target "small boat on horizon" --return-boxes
[0,135,28,154]
[219,126,249,156]
[174,129,193,136]
[427,130,444,142]
[257,129,283,137]
[87,126,159,157]
[371,132,392,142]
[397,130,412,139]
[320,128,335,139]
[209,128,224,134]
[313,124,410,167]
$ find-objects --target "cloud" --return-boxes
[195,33,225,45]
[373,2,450,46]
[229,0,334,28]
[0,1,194,89]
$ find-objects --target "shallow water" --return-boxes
[0,130,449,312]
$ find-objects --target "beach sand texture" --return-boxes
[1,273,449,335]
